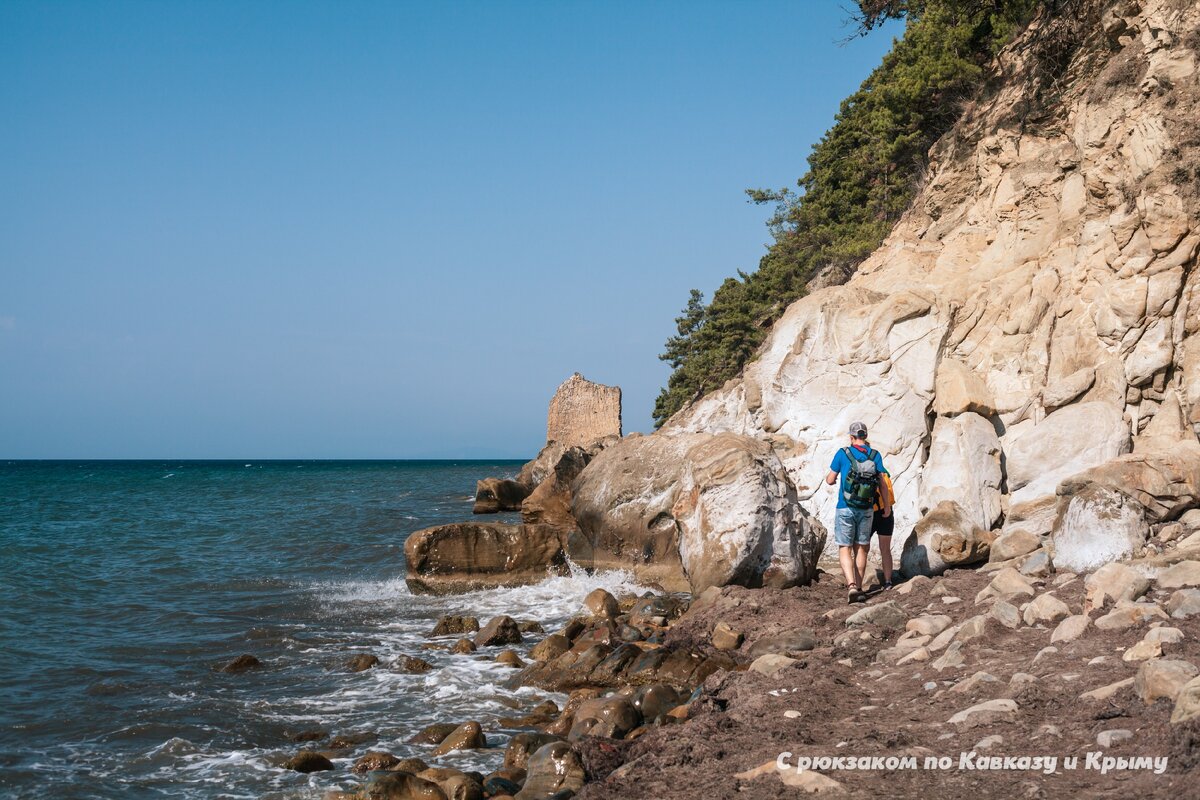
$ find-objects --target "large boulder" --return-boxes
[473,478,531,514]
[404,523,570,595]
[571,432,825,593]
[1051,484,1150,573]
[900,500,993,577]
[520,446,592,529]
[1057,443,1200,524]
[1003,402,1131,506]
[920,412,1003,530]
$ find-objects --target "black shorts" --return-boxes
[871,510,894,538]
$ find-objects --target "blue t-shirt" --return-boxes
[830,445,886,509]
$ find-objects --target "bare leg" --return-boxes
[839,545,861,590]
[855,544,869,588]
[878,535,893,584]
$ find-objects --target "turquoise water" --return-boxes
[0,461,645,799]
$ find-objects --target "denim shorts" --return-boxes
[834,507,874,547]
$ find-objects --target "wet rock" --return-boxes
[406,523,569,595]
[361,771,448,800]
[290,729,325,742]
[845,601,907,630]
[628,595,687,627]
[529,634,570,662]
[514,741,584,799]
[431,616,480,637]
[1168,589,1200,618]
[630,684,686,722]
[220,654,262,673]
[504,733,563,770]
[1172,677,1200,724]
[394,757,430,773]
[417,767,484,800]
[431,721,486,756]
[746,629,817,657]
[475,616,522,647]
[283,750,334,773]
[393,655,434,674]
[1084,563,1150,609]
[483,775,524,798]
[617,624,644,642]
[518,620,544,634]
[496,650,525,668]
[1051,614,1091,643]
[451,639,477,654]
[583,588,619,619]
[347,654,380,672]
[711,621,744,651]
[1135,659,1199,705]
[473,477,531,514]
[568,695,640,740]
[1022,593,1070,627]
[408,723,459,745]
[948,699,1018,729]
[353,751,402,773]
[329,731,375,749]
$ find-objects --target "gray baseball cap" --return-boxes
[848,421,868,438]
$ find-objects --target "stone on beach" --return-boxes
[1134,659,1199,705]
[283,750,334,773]
[430,721,486,756]
[948,699,1018,729]
[475,616,523,647]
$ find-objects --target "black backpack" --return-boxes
[841,447,879,510]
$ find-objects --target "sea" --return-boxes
[0,460,648,799]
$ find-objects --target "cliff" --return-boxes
[650,0,1200,568]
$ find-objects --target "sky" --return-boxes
[0,1,901,459]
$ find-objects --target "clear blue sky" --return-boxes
[1,1,899,459]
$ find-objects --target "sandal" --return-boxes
[847,586,862,604]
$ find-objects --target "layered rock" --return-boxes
[653,0,1200,570]
[546,372,622,448]
[404,523,571,594]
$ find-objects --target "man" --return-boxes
[825,422,891,603]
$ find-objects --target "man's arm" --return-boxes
[825,470,839,486]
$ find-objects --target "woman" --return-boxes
[871,466,896,589]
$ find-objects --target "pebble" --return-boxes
[1096,729,1133,748]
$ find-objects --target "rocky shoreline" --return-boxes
[261,534,1200,799]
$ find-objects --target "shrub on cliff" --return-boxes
[653,0,1042,427]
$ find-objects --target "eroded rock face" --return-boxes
[404,523,570,595]
[655,0,1200,572]
[546,373,622,449]
[473,478,531,514]
[520,446,592,529]
[571,431,825,592]
[1051,484,1151,573]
